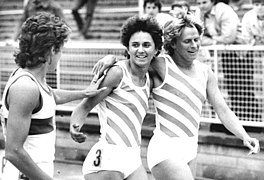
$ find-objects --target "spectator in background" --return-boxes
[170,0,201,20]
[143,0,172,55]
[169,0,191,19]
[241,0,264,45]
[233,0,264,121]
[229,0,247,11]
[143,0,173,27]
[171,0,191,13]
[72,0,98,39]
[198,0,260,126]
[14,0,65,41]
[196,0,239,45]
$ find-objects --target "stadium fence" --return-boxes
[0,42,263,127]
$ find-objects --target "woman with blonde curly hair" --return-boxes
[0,12,105,180]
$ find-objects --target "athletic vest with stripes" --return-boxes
[97,61,151,147]
[152,55,208,137]
[1,69,56,136]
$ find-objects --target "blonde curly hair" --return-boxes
[163,11,204,56]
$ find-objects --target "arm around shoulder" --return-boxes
[70,66,123,141]
[71,65,122,126]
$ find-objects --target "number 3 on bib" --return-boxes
[93,149,102,167]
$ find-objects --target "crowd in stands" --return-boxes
[139,0,263,122]
[71,0,98,39]
[0,0,263,180]
[14,0,65,41]
[8,0,264,154]
[90,2,260,179]
[7,0,264,149]
[11,0,264,46]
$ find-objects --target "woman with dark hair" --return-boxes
[196,0,238,45]
[143,0,173,27]
[70,15,163,180]
[0,12,105,180]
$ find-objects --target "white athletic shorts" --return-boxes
[147,129,198,170]
[82,140,142,179]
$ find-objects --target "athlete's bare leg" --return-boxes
[152,158,194,180]
[126,165,148,180]
[84,170,123,180]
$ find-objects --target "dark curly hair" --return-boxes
[143,0,162,12]
[120,15,163,58]
[14,12,71,68]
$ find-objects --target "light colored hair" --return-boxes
[163,11,204,56]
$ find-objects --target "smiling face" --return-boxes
[173,26,201,64]
[128,31,156,68]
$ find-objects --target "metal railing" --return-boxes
[0,42,264,127]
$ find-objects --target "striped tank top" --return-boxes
[152,55,209,137]
[97,61,151,147]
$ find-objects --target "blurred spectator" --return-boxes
[170,0,201,19]
[72,0,98,39]
[143,0,173,27]
[233,0,264,121]
[241,0,264,45]
[229,0,248,11]
[13,0,65,89]
[169,0,190,18]
[198,0,260,126]
[171,0,190,13]
[14,0,65,41]
[197,0,239,45]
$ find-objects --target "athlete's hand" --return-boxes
[92,55,117,77]
[83,73,106,97]
[243,137,260,155]
[70,124,87,143]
